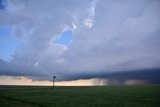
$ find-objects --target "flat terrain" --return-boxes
[0,85,160,107]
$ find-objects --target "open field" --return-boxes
[0,85,160,107]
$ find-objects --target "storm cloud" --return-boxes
[0,0,160,82]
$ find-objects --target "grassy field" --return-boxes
[0,85,160,107]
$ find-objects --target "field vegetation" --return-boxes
[0,85,160,107]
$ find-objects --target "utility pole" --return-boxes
[52,76,56,89]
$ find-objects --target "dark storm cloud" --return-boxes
[0,0,160,82]
[0,0,6,10]
[64,68,160,84]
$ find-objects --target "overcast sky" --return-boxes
[0,0,160,82]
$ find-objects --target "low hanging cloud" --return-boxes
[0,0,160,82]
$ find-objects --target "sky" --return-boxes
[0,0,160,85]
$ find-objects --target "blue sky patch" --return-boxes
[0,26,20,61]
[54,30,73,46]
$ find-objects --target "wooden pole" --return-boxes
[52,76,56,89]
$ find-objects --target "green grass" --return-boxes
[0,85,160,107]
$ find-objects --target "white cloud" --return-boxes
[84,18,93,28]
[84,0,97,28]
[72,23,77,30]
[33,62,39,67]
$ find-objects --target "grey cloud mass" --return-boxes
[0,0,160,82]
